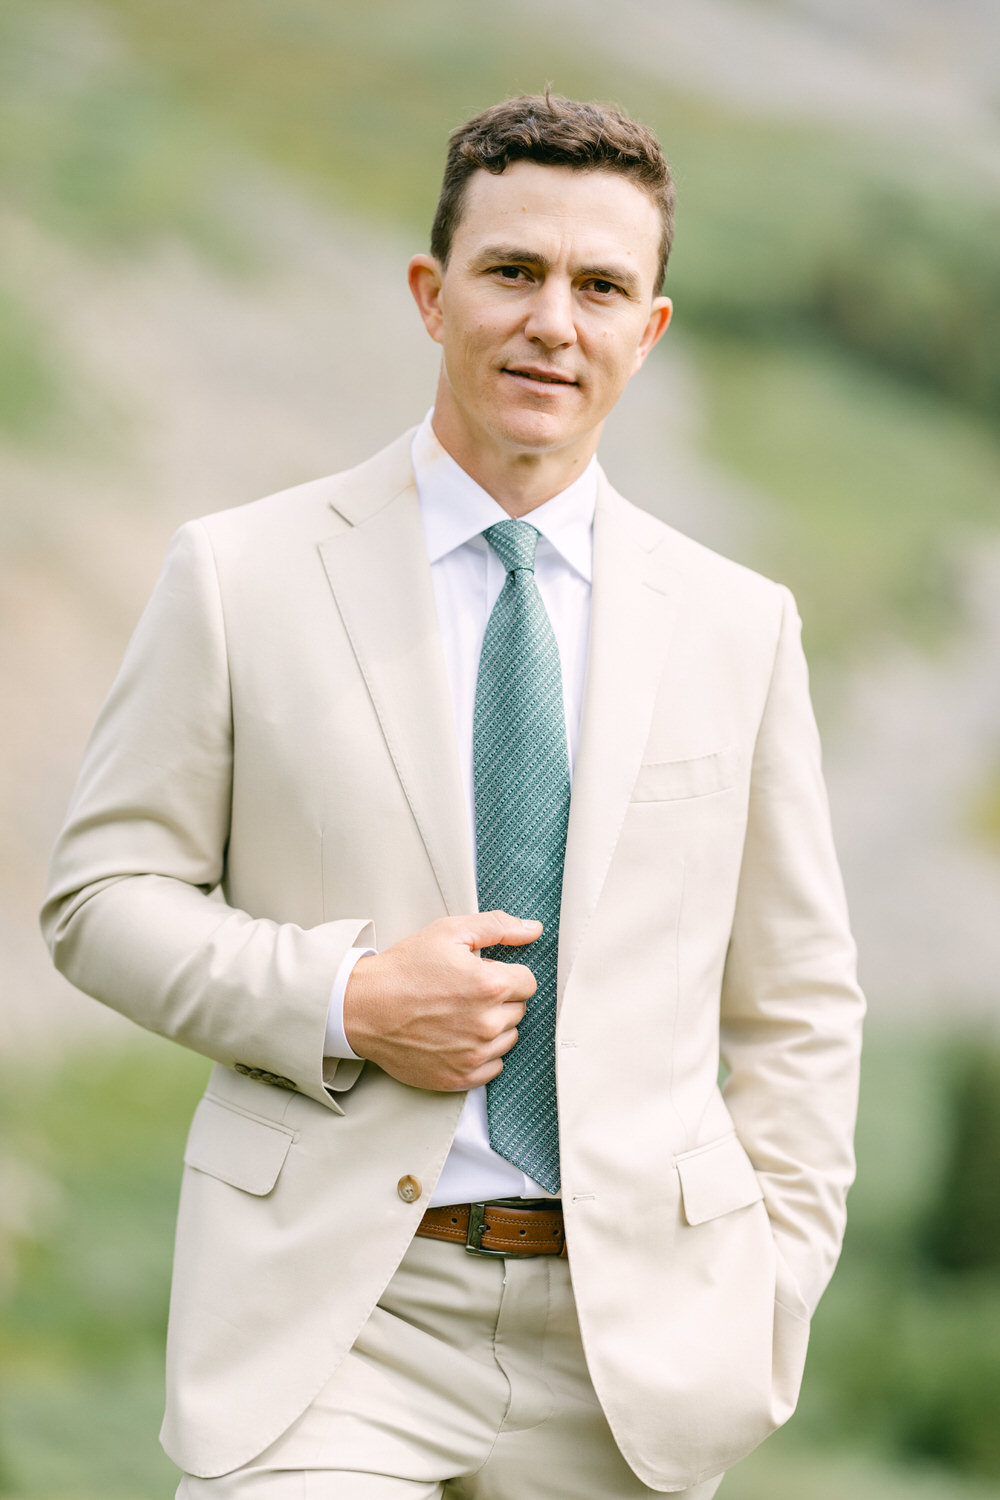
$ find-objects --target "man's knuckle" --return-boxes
[479,970,506,1003]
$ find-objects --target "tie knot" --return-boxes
[484,519,539,576]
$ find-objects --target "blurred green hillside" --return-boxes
[3,0,1000,659]
[2,1,1000,1496]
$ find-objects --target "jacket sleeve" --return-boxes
[40,520,373,1109]
[720,586,865,1315]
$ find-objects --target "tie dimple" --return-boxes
[484,519,538,576]
[474,517,568,1195]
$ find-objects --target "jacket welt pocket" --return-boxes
[674,1132,764,1225]
[184,1095,297,1196]
[631,747,738,802]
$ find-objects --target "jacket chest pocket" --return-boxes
[631,747,739,803]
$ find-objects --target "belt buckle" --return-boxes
[464,1201,510,1258]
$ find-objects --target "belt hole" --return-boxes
[519,1228,526,1236]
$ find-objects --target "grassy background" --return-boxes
[3,1030,1000,1497]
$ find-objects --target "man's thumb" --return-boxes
[467,911,543,950]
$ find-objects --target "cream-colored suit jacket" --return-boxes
[42,431,864,1491]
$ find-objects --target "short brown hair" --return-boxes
[430,92,675,291]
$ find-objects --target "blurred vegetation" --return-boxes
[693,336,1000,657]
[1,0,999,657]
[2,1029,1000,1497]
[970,767,1000,853]
[0,286,61,441]
[0,1037,208,1496]
[922,1046,1000,1277]
[0,3,241,261]
[0,18,993,736]
[791,1033,1000,1486]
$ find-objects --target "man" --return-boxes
[42,94,864,1497]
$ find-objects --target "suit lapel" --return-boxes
[558,476,683,998]
[318,438,477,917]
[317,439,681,955]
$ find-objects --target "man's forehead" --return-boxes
[453,161,662,268]
[460,159,656,216]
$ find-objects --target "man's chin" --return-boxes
[490,411,594,459]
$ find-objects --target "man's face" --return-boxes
[409,161,671,475]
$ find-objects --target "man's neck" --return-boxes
[429,415,599,518]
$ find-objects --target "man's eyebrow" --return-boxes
[471,244,642,296]
[471,244,551,270]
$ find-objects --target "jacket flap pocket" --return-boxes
[184,1096,295,1196]
[675,1132,763,1225]
[632,747,738,802]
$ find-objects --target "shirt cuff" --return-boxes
[325,946,376,1060]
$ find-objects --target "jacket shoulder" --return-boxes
[610,483,791,617]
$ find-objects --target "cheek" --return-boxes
[599,338,640,386]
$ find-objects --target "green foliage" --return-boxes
[0,280,62,438]
[0,1036,208,1494]
[818,190,1000,424]
[692,334,1000,657]
[783,1027,1000,1483]
[922,1042,1000,1275]
[668,131,1000,431]
[799,1262,1000,1479]
[726,1442,1000,1500]
[0,2,251,262]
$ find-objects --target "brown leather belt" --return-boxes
[416,1199,566,1258]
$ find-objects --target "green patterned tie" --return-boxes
[474,519,569,1195]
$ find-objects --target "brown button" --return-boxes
[396,1175,421,1204]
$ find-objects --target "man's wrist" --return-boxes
[325,946,376,1060]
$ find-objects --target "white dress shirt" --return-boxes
[325,412,595,1205]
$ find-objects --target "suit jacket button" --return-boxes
[397,1176,421,1204]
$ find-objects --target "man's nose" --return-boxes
[523,280,578,349]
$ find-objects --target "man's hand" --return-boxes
[343,911,541,1092]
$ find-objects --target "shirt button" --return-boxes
[397,1176,421,1204]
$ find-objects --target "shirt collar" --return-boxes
[411,411,595,582]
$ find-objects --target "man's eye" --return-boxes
[589,279,618,296]
[495,265,528,281]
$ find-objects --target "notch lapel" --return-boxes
[558,477,683,998]
[318,447,476,918]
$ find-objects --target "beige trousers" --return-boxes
[177,1234,725,1500]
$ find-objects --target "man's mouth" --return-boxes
[505,367,577,386]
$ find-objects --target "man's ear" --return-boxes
[408,255,445,344]
[632,296,673,374]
